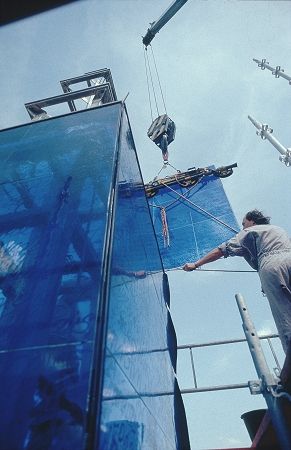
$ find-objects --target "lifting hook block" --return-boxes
[147,114,176,162]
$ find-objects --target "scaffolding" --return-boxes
[25,68,117,120]
[249,58,291,167]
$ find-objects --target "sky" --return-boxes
[1,1,291,448]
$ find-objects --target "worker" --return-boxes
[183,209,291,391]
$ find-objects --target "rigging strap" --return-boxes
[160,181,239,234]
[151,161,181,184]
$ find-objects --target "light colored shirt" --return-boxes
[218,224,291,271]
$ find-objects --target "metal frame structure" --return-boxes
[236,293,291,449]
[60,69,117,111]
[177,332,281,395]
[102,332,282,400]
[25,69,117,120]
[102,294,291,447]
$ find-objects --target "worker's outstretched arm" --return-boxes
[183,247,224,271]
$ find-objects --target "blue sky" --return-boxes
[1,1,291,448]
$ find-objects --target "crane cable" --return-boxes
[149,45,168,115]
[143,46,154,122]
[143,46,159,120]
[143,44,168,124]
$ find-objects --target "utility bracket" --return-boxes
[248,379,263,395]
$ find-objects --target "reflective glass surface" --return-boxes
[0,104,121,449]
[100,110,189,450]
[148,174,239,269]
[0,104,189,450]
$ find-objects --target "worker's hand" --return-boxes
[182,263,197,271]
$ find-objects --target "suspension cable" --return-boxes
[143,47,153,122]
[149,44,167,114]
[144,47,159,117]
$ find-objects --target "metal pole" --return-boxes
[235,293,291,450]
[253,58,291,85]
[189,347,198,388]
[248,115,291,167]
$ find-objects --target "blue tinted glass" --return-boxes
[148,175,239,269]
[0,104,121,449]
[0,104,189,450]
[100,109,189,450]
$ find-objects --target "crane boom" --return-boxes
[142,0,188,47]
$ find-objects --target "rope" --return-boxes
[149,45,167,114]
[193,268,256,273]
[161,207,170,247]
[148,267,256,274]
[270,386,291,402]
[160,181,239,234]
[174,173,198,188]
[166,267,256,273]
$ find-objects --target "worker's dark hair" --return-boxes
[245,209,270,225]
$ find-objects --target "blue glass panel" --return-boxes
[0,103,190,449]
[148,174,239,269]
[100,108,190,450]
[0,104,121,449]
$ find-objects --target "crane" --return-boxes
[142,0,189,47]
[142,0,188,163]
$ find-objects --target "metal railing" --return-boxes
[177,333,281,394]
